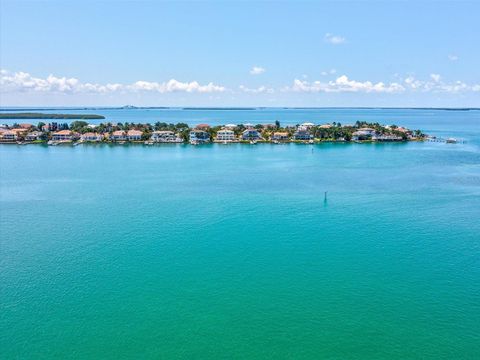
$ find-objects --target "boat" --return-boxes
[446,138,457,143]
[250,140,257,145]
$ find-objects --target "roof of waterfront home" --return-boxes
[19,123,33,129]
[319,124,332,128]
[301,122,315,126]
[196,124,210,129]
[273,132,289,136]
[218,129,234,132]
[11,128,28,133]
[53,130,73,135]
[112,130,126,136]
[1,130,16,135]
[127,130,142,136]
[358,127,376,131]
[153,130,174,134]
[82,132,102,137]
[224,124,237,128]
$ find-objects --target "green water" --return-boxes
[1,110,480,358]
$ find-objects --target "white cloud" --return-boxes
[0,70,226,94]
[403,74,479,93]
[321,69,337,76]
[448,54,459,61]
[288,75,405,93]
[239,85,274,94]
[249,66,266,75]
[324,33,346,44]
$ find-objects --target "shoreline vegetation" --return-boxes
[0,113,105,120]
[0,119,433,146]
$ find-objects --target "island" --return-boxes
[0,113,105,120]
[0,119,435,145]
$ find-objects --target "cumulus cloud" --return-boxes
[0,70,226,94]
[250,66,266,75]
[324,33,346,44]
[284,74,480,94]
[321,69,337,76]
[448,54,459,61]
[288,75,404,93]
[239,85,274,94]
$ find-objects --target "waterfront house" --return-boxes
[189,130,210,143]
[319,124,332,129]
[25,131,43,141]
[224,124,237,130]
[19,123,33,129]
[242,128,262,141]
[216,129,236,142]
[352,128,377,141]
[52,130,75,142]
[110,130,127,141]
[271,132,290,142]
[293,129,313,141]
[127,129,143,141]
[301,122,315,129]
[81,132,104,142]
[150,131,182,143]
[0,130,18,142]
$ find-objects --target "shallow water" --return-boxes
[1,109,479,359]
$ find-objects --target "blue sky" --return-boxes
[1,0,479,107]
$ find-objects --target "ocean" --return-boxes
[1,108,479,359]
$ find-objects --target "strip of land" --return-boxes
[0,120,434,145]
[0,113,105,120]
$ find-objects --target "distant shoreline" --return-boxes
[0,107,479,112]
[0,113,105,120]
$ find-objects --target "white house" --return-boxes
[293,129,313,141]
[271,132,289,142]
[352,128,377,140]
[25,131,43,141]
[110,130,127,141]
[127,130,143,141]
[0,130,17,142]
[242,129,262,141]
[216,129,236,142]
[52,130,75,141]
[81,132,104,142]
[189,130,210,143]
[151,131,182,143]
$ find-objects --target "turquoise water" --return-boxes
[1,109,480,358]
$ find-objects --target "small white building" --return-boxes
[271,132,289,142]
[216,129,236,142]
[52,130,75,141]
[189,130,210,143]
[127,130,143,141]
[110,130,127,141]
[151,131,182,143]
[293,129,313,141]
[25,131,43,141]
[0,130,17,142]
[352,128,377,141]
[242,129,262,141]
[81,132,104,142]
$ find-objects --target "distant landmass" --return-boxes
[0,113,105,120]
